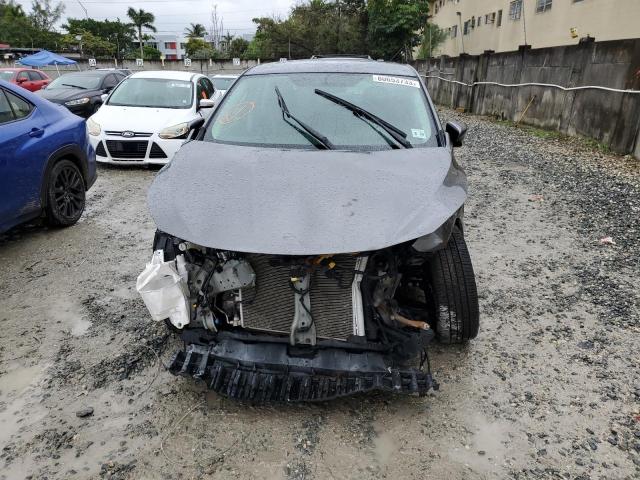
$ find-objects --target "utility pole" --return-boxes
[76,0,88,19]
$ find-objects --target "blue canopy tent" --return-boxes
[17,50,78,75]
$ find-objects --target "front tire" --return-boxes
[45,159,86,227]
[426,225,480,344]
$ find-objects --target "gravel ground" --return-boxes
[0,108,638,480]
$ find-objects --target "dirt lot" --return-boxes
[1,109,639,480]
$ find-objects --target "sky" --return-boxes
[14,0,297,37]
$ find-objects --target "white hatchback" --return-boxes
[87,71,215,165]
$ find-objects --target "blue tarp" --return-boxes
[18,50,76,67]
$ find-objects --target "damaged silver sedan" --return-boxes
[137,58,479,402]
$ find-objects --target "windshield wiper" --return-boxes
[61,83,87,89]
[275,86,334,150]
[314,89,412,149]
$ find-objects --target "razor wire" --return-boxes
[422,74,640,94]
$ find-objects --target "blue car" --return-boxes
[0,79,96,233]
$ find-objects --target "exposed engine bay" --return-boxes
[137,232,442,401]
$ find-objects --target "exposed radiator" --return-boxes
[240,255,359,340]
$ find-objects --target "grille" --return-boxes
[105,131,152,137]
[149,142,167,159]
[95,141,107,157]
[105,140,148,159]
[241,255,358,340]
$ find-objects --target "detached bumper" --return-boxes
[168,337,438,402]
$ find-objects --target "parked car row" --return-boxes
[0,69,236,234]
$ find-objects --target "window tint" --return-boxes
[27,71,42,81]
[0,90,15,124]
[17,71,29,81]
[202,78,214,98]
[103,74,119,89]
[197,78,214,100]
[5,90,33,119]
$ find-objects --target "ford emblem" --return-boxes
[121,131,134,138]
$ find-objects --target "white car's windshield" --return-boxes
[206,73,437,150]
[107,78,193,109]
[0,71,15,81]
[48,74,102,89]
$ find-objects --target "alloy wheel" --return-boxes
[53,165,84,220]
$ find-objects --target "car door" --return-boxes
[101,74,119,94]
[0,88,48,228]
[28,70,47,91]
[16,71,36,91]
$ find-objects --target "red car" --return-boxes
[0,68,51,92]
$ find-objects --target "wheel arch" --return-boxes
[40,144,89,209]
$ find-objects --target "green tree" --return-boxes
[0,0,24,17]
[29,0,64,31]
[221,31,234,54]
[61,30,115,57]
[185,37,217,59]
[416,23,447,59]
[249,0,368,60]
[63,18,136,58]
[124,45,160,60]
[0,0,62,50]
[367,0,430,60]
[184,23,206,38]
[127,7,156,59]
[228,37,249,58]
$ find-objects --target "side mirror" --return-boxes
[17,77,27,83]
[187,117,206,138]
[100,94,108,103]
[198,98,215,109]
[445,120,467,147]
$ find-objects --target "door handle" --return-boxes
[29,128,44,138]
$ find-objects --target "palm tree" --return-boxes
[127,7,156,58]
[222,32,234,53]
[185,23,207,39]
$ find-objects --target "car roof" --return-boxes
[210,74,238,78]
[244,59,418,77]
[0,67,29,71]
[129,70,197,81]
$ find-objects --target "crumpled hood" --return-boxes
[148,141,467,255]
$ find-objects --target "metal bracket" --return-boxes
[290,274,316,346]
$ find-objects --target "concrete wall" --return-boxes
[414,39,640,159]
[0,58,261,76]
[429,0,640,57]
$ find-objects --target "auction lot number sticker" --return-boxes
[372,74,420,88]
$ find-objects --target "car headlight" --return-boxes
[65,97,91,106]
[87,117,101,136]
[158,122,190,139]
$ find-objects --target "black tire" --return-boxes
[45,159,86,227]
[426,225,479,344]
